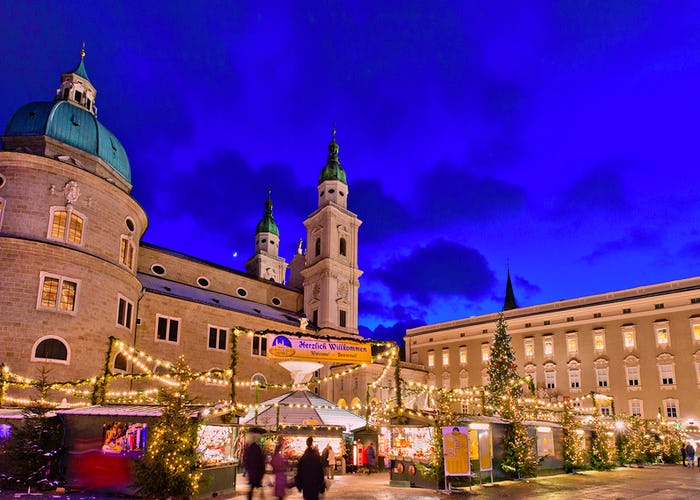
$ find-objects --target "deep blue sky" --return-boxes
[2,2,700,342]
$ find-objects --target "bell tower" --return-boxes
[301,130,362,336]
[245,190,288,284]
[55,44,98,116]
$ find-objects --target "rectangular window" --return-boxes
[536,427,554,457]
[252,336,267,357]
[442,348,449,366]
[623,308,632,314]
[339,310,347,327]
[600,406,611,417]
[312,310,318,325]
[544,320,551,326]
[692,298,700,304]
[626,366,640,386]
[655,303,664,309]
[655,324,670,347]
[481,343,490,362]
[543,336,554,357]
[120,236,135,269]
[596,368,609,387]
[48,207,84,245]
[117,296,133,329]
[525,322,531,328]
[692,323,700,342]
[156,315,180,343]
[593,312,602,318]
[659,364,675,385]
[567,316,574,322]
[569,369,580,389]
[37,272,78,313]
[566,333,578,356]
[524,338,535,358]
[664,400,678,419]
[593,330,606,353]
[208,326,228,351]
[622,326,636,349]
[545,371,556,389]
[629,400,643,417]
[459,346,467,364]
[427,351,435,367]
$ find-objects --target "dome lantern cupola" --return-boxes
[56,44,97,116]
[255,188,280,237]
[317,128,349,209]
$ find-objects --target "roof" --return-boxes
[57,405,167,417]
[138,273,302,326]
[241,390,367,431]
[70,57,90,80]
[256,192,279,236]
[318,137,347,185]
[0,408,57,419]
[4,100,131,182]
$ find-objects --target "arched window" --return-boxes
[337,398,348,408]
[459,369,469,388]
[350,397,362,410]
[251,373,267,390]
[113,352,128,372]
[339,237,347,256]
[31,336,69,364]
[315,238,321,257]
[442,372,451,390]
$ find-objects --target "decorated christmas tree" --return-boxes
[561,404,586,472]
[486,313,521,418]
[501,407,539,478]
[619,416,654,465]
[590,415,616,470]
[133,362,201,498]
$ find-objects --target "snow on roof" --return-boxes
[0,408,57,419]
[56,405,166,417]
[241,390,367,432]
[138,273,302,326]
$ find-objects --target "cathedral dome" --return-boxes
[4,100,131,182]
[318,134,347,185]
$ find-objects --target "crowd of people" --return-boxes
[243,433,328,500]
[681,442,700,469]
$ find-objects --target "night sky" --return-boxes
[2,2,700,343]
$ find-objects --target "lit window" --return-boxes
[459,346,467,364]
[596,368,609,387]
[663,399,679,419]
[208,326,228,351]
[427,350,435,367]
[566,333,578,356]
[569,369,580,389]
[481,343,490,362]
[252,336,267,357]
[691,322,700,343]
[48,207,85,245]
[629,400,643,417]
[120,236,135,269]
[442,348,449,366]
[459,369,468,388]
[593,330,606,352]
[116,296,133,329]
[655,323,670,347]
[622,326,636,350]
[31,336,70,364]
[442,372,451,390]
[251,373,267,390]
[543,336,554,357]
[545,370,556,389]
[659,364,675,386]
[536,427,554,456]
[524,338,534,358]
[155,315,180,343]
[626,366,640,387]
[37,272,78,313]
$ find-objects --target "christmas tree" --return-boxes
[133,363,201,499]
[590,416,616,470]
[619,416,654,465]
[501,407,539,478]
[561,404,586,472]
[486,313,520,418]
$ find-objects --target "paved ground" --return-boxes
[2,464,700,498]
[228,464,700,499]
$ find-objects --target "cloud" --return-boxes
[359,319,427,346]
[582,228,656,263]
[351,179,415,242]
[555,164,629,219]
[514,275,541,299]
[414,164,526,226]
[373,239,496,302]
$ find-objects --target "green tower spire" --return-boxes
[255,189,280,236]
[318,127,347,185]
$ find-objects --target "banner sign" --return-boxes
[266,334,372,363]
[442,426,471,476]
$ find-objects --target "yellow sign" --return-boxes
[443,426,470,476]
[266,335,372,363]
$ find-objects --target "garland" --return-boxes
[91,336,115,405]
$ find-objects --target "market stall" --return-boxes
[57,405,240,498]
[379,416,437,489]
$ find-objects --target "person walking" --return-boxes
[244,432,266,500]
[696,443,700,468]
[326,443,336,479]
[365,442,377,474]
[295,436,326,500]
[681,444,687,466]
[686,442,696,470]
[271,437,289,500]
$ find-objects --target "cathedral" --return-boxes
[0,51,389,407]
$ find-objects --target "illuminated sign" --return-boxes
[267,335,372,363]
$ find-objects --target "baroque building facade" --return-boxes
[0,53,385,407]
[406,276,700,426]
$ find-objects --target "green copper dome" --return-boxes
[4,100,131,182]
[318,135,347,185]
[255,191,279,236]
